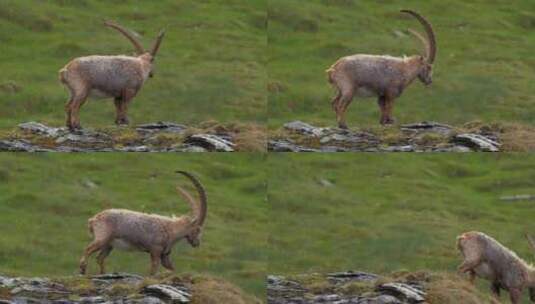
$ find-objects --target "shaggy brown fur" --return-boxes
[327,10,436,128]
[457,231,535,304]
[59,21,165,131]
[79,171,207,275]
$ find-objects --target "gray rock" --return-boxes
[1,122,238,152]
[284,121,328,137]
[184,134,235,152]
[327,271,378,282]
[142,284,190,303]
[453,133,500,152]
[268,272,427,304]
[376,283,425,303]
[136,122,187,134]
[268,140,321,152]
[78,296,107,303]
[175,145,208,152]
[18,122,63,137]
[381,145,414,152]
[400,122,454,136]
[117,145,151,152]
[271,121,502,153]
[0,140,39,152]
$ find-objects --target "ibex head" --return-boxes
[401,10,436,86]
[175,171,208,248]
[104,20,165,78]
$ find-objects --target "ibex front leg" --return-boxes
[161,251,175,271]
[381,94,396,125]
[114,89,136,125]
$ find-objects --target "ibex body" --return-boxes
[79,171,207,275]
[457,231,535,303]
[60,21,165,131]
[327,10,436,128]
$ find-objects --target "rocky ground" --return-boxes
[268,270,492,304]
[269,121,502,152]
[268,271,426,304]
[0,121,264,152]
[0,272,260,304]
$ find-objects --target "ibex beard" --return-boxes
[59,21,165,131]
[79,171,207,275]
[327,10,436,128]
[457,231,535,304]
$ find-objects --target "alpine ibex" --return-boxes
[59,21,165,131]
[79,171,207,275]
[327,10,436,128]
[457,231,535,304]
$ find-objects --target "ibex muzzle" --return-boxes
[79,171,207,275]
[327,10,437,128]
[457,231,535,304]
[59,21,165,131]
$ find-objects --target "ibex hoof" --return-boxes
[68,125,83,132]
[380,118,395,125]
[115,118,129,125]
[338,123,348,129]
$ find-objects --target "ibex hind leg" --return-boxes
[79,238,109,275]
[509,288,522,304]
[335,89,354,129]
[330,91,341,111]
[68,91,89,131]
[96,245,113,274]
[490,282,501,299]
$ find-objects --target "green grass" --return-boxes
[268,0,535,129]
[0,153,267,298]
[0,0,266,129]
[267,154,535,303]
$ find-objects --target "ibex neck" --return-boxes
[169,216,195,240]
[402,56,422,87]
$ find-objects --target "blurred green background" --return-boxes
[268,0,535,128]
[0,0,266,129]
[0,153,266,297]
[268,154,535,302]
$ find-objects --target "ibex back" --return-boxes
[457,231,535,304]
[59,21,165,131]
[327,10,437,128]
[79,171,207,275]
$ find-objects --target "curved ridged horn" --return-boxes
[176,171,207,226]
[104,20,145,55]
[150,29,166,57]
[400,10,436,63]
[407,28,429,58]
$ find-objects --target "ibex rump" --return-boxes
[457,231,535,304]
[327,10,436,128]
[79,171,207,275]
[59,21,165,131]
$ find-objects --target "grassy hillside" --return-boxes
[0,153,266,299]
[268,0,535,129]
[0,0,266,129]
[268,154,535,303]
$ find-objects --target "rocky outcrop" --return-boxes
[0,122,237,152]
[0,272,258,304]
[269,121,501,152]
[268,271,427,304]
[0,273,191,303]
